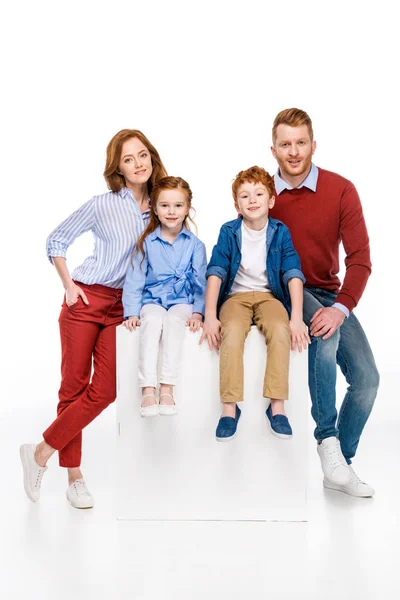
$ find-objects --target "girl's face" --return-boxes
[155,189,189,231]
[118,137,153,189]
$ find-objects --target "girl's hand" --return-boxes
[199,317,221,351]
[65,283,89,307]
[123,316,140,331]
[289,318,311,352]
[186,313,203,333]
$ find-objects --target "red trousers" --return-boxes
[43,282,123,467]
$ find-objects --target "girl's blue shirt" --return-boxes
[122,225,207,318]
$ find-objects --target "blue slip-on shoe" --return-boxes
[216,405,241,442]
[266,404,293,439]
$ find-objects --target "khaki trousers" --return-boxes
[219,292,290,402]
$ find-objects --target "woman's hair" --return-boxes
[134,176,196,266]
[232,165,275,204]
[103,129,168,193]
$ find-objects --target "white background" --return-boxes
[1,1,399,597]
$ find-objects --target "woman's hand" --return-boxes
[289,318,311,352]
[199,317,221,351]
[65,283,89,307]
[123,316,141,331]
[187,313,203,333]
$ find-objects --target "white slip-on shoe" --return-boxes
[317,436,351,485]
[140,394,159,418]
[20,443,48,502]
[324,465,375,498]
[158,393,177,416]
[66,478,94,509]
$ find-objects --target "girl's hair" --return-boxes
[103,129,168,194]
[134,176,196,266]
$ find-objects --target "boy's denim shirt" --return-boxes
[206,217,305,316]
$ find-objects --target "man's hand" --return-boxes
[289,318,311,352]
[310,307,345,340]
[199,317,221,351]
[187,313,203,333]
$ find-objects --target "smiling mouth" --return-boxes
[288,159,301,166]
[247,207,260,211]
[135,169,146,175]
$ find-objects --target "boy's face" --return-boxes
[235,181,275,226]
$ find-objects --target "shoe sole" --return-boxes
[216,431,237,442]
[323,478,374,498]
[265,415,292,440]
[20,445,39,502]
[66,493,94,509]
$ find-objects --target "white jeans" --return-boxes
[138,303,193,388]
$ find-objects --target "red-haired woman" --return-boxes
[122,176,207,417]
[20,130,167,508]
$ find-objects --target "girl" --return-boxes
[20,129,167,509]
[123,176,207,417]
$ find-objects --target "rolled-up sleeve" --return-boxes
[280,227,306,286]
[205,226,230,283]
[46,198,96,263]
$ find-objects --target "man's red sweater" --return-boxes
[269,167,371,313]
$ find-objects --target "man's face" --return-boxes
[271,124,316,181]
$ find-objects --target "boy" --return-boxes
[200,166,310,441]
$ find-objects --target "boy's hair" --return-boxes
[232,166,275,203]
[103,129,168,193]
[272,108,314,143]
[134,176,196,266]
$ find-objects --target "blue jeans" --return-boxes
[303,288,379,464]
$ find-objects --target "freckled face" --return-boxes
[235,181,275,226]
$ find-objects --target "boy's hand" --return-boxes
[289,318,311,352]
[199,317,221,351]
[187,313,203,333]
[123,316,140,331]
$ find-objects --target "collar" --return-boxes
[149,225,191,242]
[274,162,318,195]
[119,187,150,204]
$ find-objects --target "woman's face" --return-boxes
[118,137,153,189]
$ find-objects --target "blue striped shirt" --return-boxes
[122,226,207,318]
[46,188,150,289]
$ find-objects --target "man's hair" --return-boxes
[272,108,313,143]
[232,166,275,203]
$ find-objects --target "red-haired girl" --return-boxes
[122,176,207,417]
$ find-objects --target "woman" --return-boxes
[20,129,167,508]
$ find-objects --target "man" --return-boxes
[269,108,379,497]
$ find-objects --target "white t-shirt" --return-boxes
[230,221,270,295]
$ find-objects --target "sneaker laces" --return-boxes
[325,440,346,469]
[72,479,91,497]
[34,468,46,490]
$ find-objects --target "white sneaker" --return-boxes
[324,466,375,498]
[66,478,94,509]
[317,437,351,485]
[20,443,47,502]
